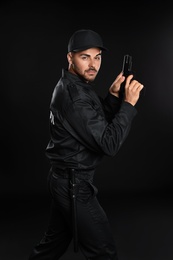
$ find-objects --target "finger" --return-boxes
[140,84,144,90]
[125,74,133,85]
[136,83,144,91]
[129,80,141,89]
[113,74,125,85]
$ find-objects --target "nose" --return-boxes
[88,59,96,68]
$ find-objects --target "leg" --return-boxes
[28,201,72,259]
[76,181,118,260]
[28,171,73,259]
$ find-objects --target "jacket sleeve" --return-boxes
[99,92,122,123]
[62,93,137,157]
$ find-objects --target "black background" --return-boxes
[1,1,173,259]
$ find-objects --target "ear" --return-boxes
[67,52,73,64]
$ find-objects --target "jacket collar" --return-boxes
[62,68,96,87]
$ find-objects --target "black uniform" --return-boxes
[28,68,137,260]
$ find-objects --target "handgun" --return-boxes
[120,54,133,97]
[122,54,133,77]
[121,54,145,97]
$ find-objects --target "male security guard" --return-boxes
[28,29,144,260]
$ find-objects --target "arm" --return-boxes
[62,96,137,157]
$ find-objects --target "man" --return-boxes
[28,29,144,260]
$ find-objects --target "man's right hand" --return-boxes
[123,74,144,106]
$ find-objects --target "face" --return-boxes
[67,48,102,83]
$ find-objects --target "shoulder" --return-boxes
[67,83,81,102]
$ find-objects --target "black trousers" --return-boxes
[28,168,118,260]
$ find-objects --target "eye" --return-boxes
[95,55,101,61]
[81,56,88,60]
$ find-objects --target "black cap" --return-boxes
[68,29,108,53]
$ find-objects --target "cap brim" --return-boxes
[71,45,108,52]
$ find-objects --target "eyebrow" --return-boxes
[80,53,102,57]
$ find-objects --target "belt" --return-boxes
[51,166,95,181]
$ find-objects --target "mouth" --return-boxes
[87,69,97,75]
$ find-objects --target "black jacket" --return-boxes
[45,68,137,170]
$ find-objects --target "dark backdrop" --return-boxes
[1,0,173,196]
[1,1,173,260]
